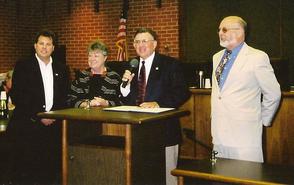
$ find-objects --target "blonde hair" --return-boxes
[223,16,247,33]
[87,40,108,56]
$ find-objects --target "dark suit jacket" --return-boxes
[8,56,69,127]
[123,52,190,146]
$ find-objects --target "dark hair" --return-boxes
[34,30,56,46]
[134,27,158,41]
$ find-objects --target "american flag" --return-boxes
[116,12,128,61]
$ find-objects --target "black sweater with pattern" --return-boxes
[68,68,122,107]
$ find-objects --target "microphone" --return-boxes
[122,58,139,88]
[199,71,203,88]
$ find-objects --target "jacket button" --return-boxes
[43,105,46,108]
[218,96,221,100]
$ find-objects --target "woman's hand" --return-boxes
[90,97,109,107]
[139,102,160,108]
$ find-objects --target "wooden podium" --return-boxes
[38,107,189,185]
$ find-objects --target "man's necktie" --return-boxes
[215,50,231,86]
[136,61,146,105]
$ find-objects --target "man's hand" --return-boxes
[122,70,135,86]
[41,118,56,126]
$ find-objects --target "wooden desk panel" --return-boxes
[265,93,294,164]
[180,89,212,159]
[180,94,196,157]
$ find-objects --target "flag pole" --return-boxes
[116,0,129,61]
[124,0,129,61]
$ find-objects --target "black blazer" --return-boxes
[8,56,69,130]
[124,52,190,146]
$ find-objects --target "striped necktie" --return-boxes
[136,61,146,105]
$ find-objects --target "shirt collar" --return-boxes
[140,51,155,64]
[35,53,53,67]
[230,42,244,56]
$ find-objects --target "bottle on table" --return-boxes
[0,91,8,120]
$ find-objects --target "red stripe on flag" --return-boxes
[116,17,127,61]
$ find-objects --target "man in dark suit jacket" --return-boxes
[5,30,69,185]
[121,27,190,185]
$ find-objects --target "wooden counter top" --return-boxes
[38,107,190,125]
[189,87,294,97]
[282,91,294,97]
[172,158,294,185]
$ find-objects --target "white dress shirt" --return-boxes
[121,52,155,97]
[35,53,54,111]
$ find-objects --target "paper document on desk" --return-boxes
[103,106,175,113]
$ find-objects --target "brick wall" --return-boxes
[0,1,22,73]
[0,0,180,75]
[0,0,42,73]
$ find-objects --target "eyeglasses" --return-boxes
[133,39,154,45]
[218,27,240,33]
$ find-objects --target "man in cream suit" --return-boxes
[211,16,281,162]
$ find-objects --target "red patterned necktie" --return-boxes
[136,61,146,105]
[215,50,231,85]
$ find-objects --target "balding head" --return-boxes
[218,16,247,50]
[221,16,247,34]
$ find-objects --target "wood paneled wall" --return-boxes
[180,0,294,84]
[265,92,294,164]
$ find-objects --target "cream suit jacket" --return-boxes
[211,43,281,148]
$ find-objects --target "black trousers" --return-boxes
[4,120,61,185]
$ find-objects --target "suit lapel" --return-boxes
[215,50,226,68]
[52,61,60,107]
[145,53,162,101]
[31,57,46,105]
[32,57,45,93]
[222,43,249,91]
